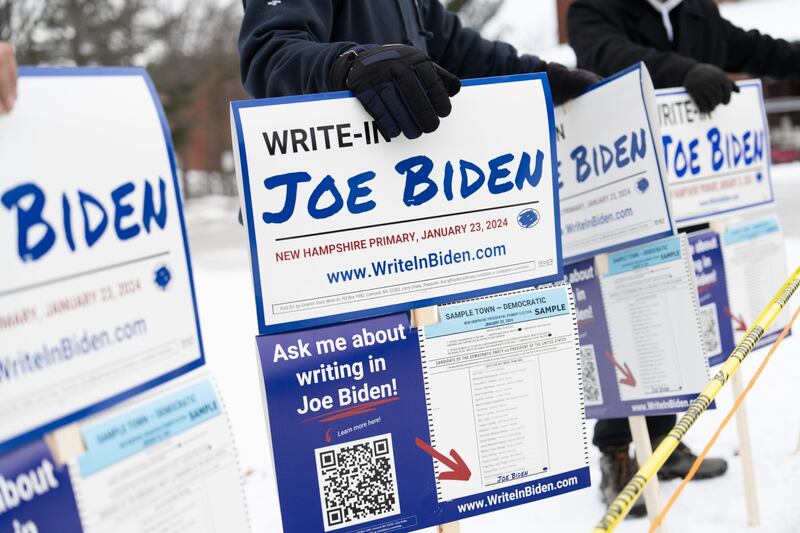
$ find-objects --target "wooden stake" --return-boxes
[628,415,667,533]
[795,425,800,455]
[438,522,461,533]
[731,370,760,526]
[44,423,85,465]
[412,306,461,533]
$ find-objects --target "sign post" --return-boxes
[628,416,667,533]
[730,370,760,527]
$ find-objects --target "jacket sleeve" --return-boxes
[567,0,697,87]
[421,0,544,78]
[721,17,800,78]
[238,0,358,98]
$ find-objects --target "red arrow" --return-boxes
[415,438,472,481]
[325,428,335,443]
[723,307,748,332]
[604,351,637,388]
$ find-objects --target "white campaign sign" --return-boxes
[0,69,203,450]
[556,64,673,263]
[232,75,561,334]
[656,81,774,224]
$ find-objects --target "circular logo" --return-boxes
[154,264,172,290]
[517,208,540,228]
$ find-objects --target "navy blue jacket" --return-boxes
[568,0,800,88]
[239,0,542,98]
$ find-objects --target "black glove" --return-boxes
[683,63,740,113]
[544,62,601,105]
[330,44,461,140]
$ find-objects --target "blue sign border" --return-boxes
[562,63,675,265]
[655,81,776,225]
[1,67,206,454]
[232,73,563,335]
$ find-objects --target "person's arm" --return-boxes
[0,42,17,113]
[567,0,696,87]
[721,18,800,79]
[238,0,358,97]
[421,0,599,103]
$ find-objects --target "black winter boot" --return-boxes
[657,441,728,480]
[599,445,647,518]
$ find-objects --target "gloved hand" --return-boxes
[683,63,739,113]
[545,62,601,105]
[0,42,17,114]
[330,44,461,140]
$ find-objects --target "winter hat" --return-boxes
[643,0,684,42]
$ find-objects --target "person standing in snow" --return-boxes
[0,42,17,114]
[562,0,800,516]
[568,0,800,113]
[238,0,600,140]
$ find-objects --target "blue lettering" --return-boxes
[459,160,485,198]
[142,178,168,232]
[308,176,344,219]
[262,172,312,224]
[662,134,673,173]
[515,151,544,189]
[571,146,590,183]
[487,153,514,195]
[398,155,437,207]
[1,183,56,261]
[708,127,723,171]
[631,128,646,162]
[346,171,376,214]
[614,135,629,168]
[111,182,141,240]
[688,139,700,175]
[62,193,76,251]
[79,192,108,247]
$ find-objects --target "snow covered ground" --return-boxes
[185,164,800,532]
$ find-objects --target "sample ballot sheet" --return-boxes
[600,235,709,404]
[71,378,249,533]
[420,285,586,502]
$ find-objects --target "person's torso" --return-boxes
[600,0,729,74]
[329,0,430,53]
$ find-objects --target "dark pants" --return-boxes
[593,415,676,451]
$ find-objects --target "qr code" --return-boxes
[315,433,400,531]
[699,302,722,359]
[580,344,604,406]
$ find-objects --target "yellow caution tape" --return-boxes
[592,267,800,532]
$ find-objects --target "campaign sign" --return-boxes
[721,213,791,350]
[233,74,561,334]
[574,236,711,418]
[257,287,588,533]
[0,69,204,451]
[688,230,735,366]
[0,440,82,533]
[656,80,774,224]
[556,63,673,263]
